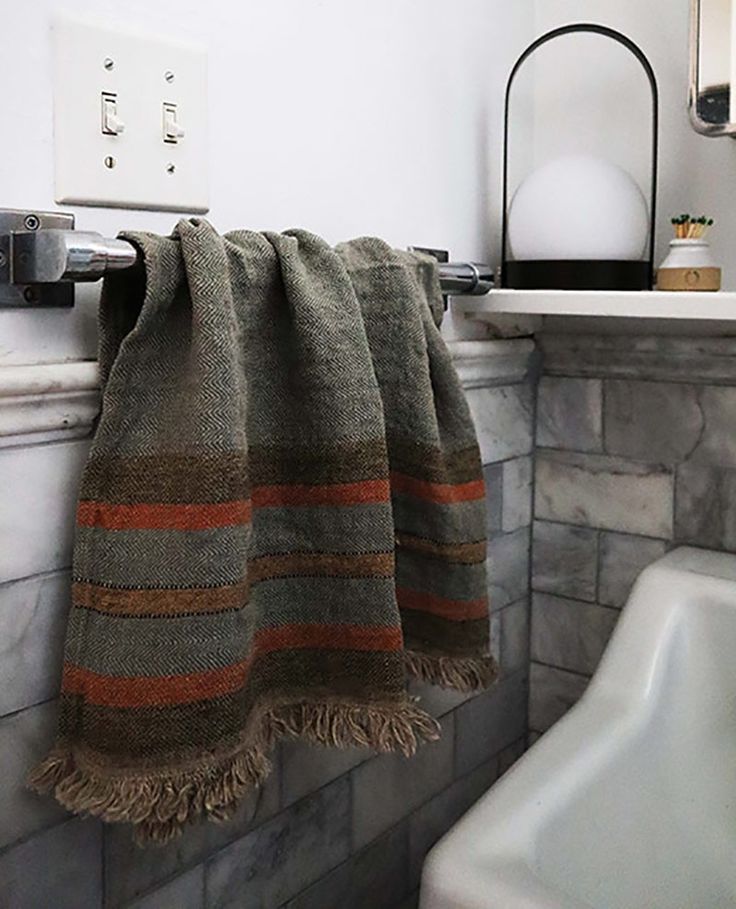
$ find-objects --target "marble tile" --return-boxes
[539,334,736,385]
[499,598,529,675]
[125,867,204,909]
[0,571,70,716]
[0,439,89,584]
[482,463,503,536]
[490,609,501,668]
[675,462,736,551]
[0,700,68,850]
[535,450,674,537]
[603,380,703,464]
[529,662,588,733]
[105,761,281,907]
[205,776,350,909]
[536,377,602,452]
[598,532,667,608]
[351,715,454,851]
[486,527,531,611]
[502,456,533,532]
[465,383,534,465]
[531,593,619,676]
[497,737,526,776]
[689,385,736,468]
[284,823,409,909]
[281,739,371,808]
[409,679,476,718]
[454,671,528,778]
[408,758,498,888]
[0,818,102,909]
[532,520,598,602]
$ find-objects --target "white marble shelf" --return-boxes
[456,289,736,322]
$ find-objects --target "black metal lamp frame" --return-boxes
[501,23,659,291]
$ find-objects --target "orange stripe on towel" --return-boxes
[390,472,485,504]
[252,479,390,508]
[396,587,488,621]
[62,659,251,708]
[77,500,252,531]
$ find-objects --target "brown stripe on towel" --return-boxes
[252,478,389,508]
[80,452,251,504]
[248,551,394,583]
[72,579,250,617]
[401,608,490,653]
[394,532,486,565]
[388,440,483,485]
[79,438,390,504]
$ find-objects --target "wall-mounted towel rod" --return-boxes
[0,208,494,308]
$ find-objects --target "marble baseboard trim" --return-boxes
[0,362,100,448]
[447,340,537,388]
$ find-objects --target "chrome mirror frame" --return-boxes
[689,0,736,137]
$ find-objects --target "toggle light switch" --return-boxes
[53,18,208,211]
[162,102,185,143]
[101,91,125,135]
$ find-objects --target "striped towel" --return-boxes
[30,221,494,844]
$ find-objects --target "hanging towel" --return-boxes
[30,220,495,844]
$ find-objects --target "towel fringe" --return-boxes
[28,699,439,845]
[405,650,498,692]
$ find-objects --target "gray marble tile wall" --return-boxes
[529,332,736,736]
[0,340,536,909]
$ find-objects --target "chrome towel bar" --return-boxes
[0,208,494,308]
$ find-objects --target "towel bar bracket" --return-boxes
[0,209,76,308]
[0,207,494,308]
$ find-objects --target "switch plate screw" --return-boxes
[164,70,175,83]
[166,162,176,174]
[104,57,114,70]
[23,214,40,231]
[104,156,116,169]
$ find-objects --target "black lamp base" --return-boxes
[503,259,651,291]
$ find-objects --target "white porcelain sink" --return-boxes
[420,547,736,909]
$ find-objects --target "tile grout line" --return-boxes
[531,657,593,681]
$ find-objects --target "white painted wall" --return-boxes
[0,0,534,363]
[3,2,736,358]
[532,0,736,290]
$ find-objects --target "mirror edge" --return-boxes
[689,0,736,137]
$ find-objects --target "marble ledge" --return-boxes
[0,361,100,448]
[446,340,538,389]
[0,342,537,448]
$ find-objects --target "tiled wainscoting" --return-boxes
[0,340,536,909]
[529,332,736,738]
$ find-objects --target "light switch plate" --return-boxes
[52,18,208,212]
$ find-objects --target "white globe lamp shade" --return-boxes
[508,154,649,261]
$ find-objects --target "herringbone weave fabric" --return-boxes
[30,220,494,843]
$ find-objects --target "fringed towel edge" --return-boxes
[404,650,499,692]
[28,699,440,845]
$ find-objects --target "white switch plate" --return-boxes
[52,18,208,212]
